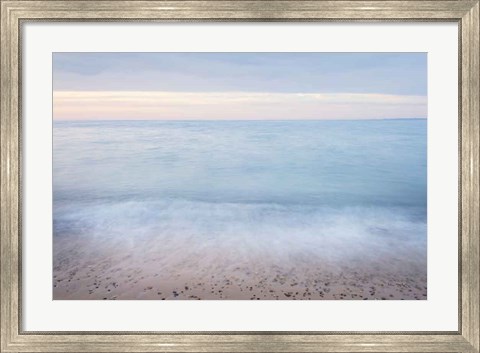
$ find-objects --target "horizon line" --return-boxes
[53,117,427,122]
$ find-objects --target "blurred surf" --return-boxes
[53,119,427,293]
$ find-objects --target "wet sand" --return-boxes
[53,232,427,300]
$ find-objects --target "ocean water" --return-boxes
[53,119,427,279]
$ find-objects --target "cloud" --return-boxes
[53,91,427,120]
[53,53,427,95]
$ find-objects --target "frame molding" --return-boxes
[1,1,479,352]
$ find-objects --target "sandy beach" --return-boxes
[53,225,427,300]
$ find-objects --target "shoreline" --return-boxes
[53,236,427,300]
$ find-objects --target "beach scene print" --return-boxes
[53,53,427,300]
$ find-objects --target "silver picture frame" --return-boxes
[1,1,478,352]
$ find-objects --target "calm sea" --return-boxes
[53,119,427,263]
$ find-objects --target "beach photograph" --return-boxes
[53,52,427,300]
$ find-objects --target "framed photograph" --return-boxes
[1,1,478,352]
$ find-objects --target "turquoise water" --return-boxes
[53,119,426,260]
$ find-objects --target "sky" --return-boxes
[53,53,427,120]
